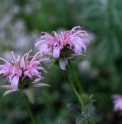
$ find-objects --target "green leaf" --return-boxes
[86,102,95,116]
[31,83,50,88]
[23,89,34,104]
[2,90,14,97]
[0,85,12,89]
[76,116,89,124]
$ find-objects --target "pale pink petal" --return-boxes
[0,69,5,74]
[11,76,19,91]
[112,95,122,111]
[0,58,11,64]
[59,59,68,70]
[24,71,32,78]
[20,54,26,69]
[37,67,47,73]
[53,46,60,58]
[71,26,81,31]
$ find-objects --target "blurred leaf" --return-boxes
[76,115,89,124]
[85,102,95,116]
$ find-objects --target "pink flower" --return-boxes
[0,52,22,91]
[35,26,89,70]
[0,50,49,97]
[112,95,122,112]
[20,50,47,80]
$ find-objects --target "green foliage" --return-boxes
[77,0,122,64]
[75,102,95,124]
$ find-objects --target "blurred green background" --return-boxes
[0,0,122,124]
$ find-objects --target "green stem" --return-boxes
[66,68,90,124]
[66,69,87,114]
[24,94,37,124]
[68,60,83,93]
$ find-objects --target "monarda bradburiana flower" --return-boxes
[112,95,122,112]
[35,26,89,70]
[0,50,49,103]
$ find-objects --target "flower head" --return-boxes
[0,52,22,91]
[0,50,49,102]
[35,26,89,70]
[112,95,122,112]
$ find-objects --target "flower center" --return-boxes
[18,77,33,90]
[60,45,74,58]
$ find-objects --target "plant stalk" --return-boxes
[66,65,90,124]
[24,94,37,124]
[68,60,83,93]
